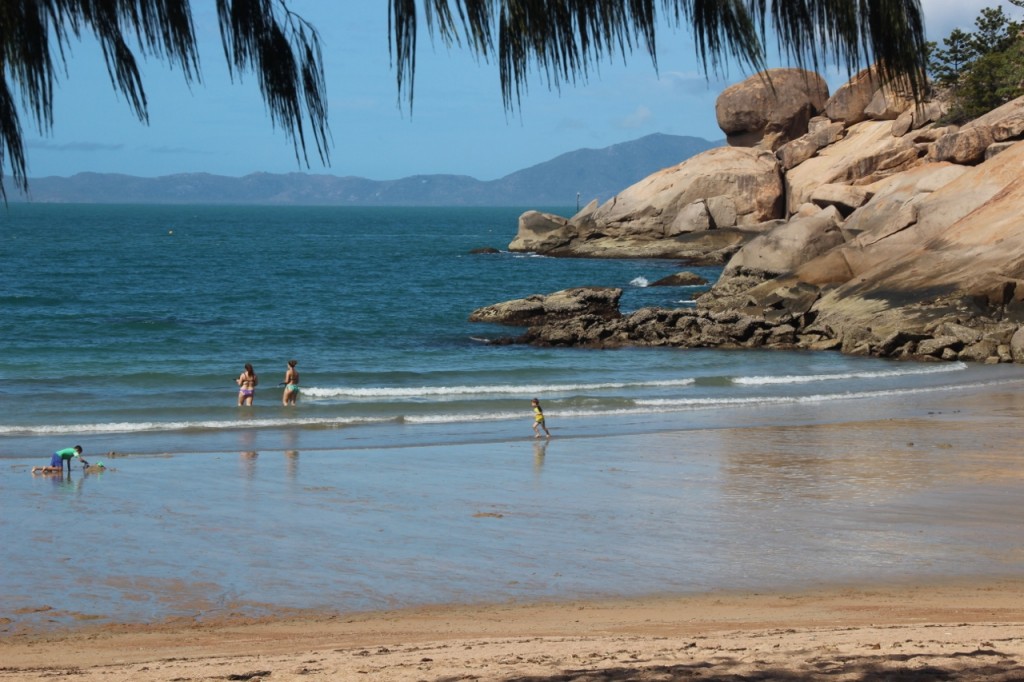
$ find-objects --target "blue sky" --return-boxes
[21,0,1005,181]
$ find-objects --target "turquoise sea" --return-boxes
[2,203,1013,455]
[3,203,1024,632]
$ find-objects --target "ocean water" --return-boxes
[2,203,1019,457]
[5,204,1024,632]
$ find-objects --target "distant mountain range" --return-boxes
[7,133,720,206]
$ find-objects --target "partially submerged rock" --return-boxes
[651,271,708,287]
[469,287,622,326]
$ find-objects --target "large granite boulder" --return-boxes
[776,118,846,170]
[722,206,846,278]
[892,100,947,136]
[508,145,784,262]
[784,119,923,214]
[928,96,1024,164]
[823,66,878,126]
[509,211,575,253]
[579,146,784,235]
[863,80,915,120]
[715,69,830,149]
[931,126,995,164]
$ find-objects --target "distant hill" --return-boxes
[6,133,720,206]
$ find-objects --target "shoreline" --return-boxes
[4,579,1024,680]
[6,380,1024,680]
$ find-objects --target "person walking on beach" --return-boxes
[32,445,83,474]
[282,359,300,406]
[236,363,258,406]
[531,398,551,438]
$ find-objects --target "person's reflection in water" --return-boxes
[285,450,299,479]
[533,439,548,478]
[50,471,74,491]
[241,451,258,478]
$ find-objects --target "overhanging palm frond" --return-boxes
[216,0,330,166]
[389,0,928,111]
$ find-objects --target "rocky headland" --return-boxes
[473,67,1024,364]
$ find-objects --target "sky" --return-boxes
[18,0,1011,182]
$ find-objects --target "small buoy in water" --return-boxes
[168,229,174,235]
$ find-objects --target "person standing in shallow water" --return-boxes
[282,359,299,406]
[236,363,258,406]
[531,398,551,438]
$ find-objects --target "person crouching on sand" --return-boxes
[236,363,258,406]
[531,398,551,438]
[33,445,82,474]
[282,359,299,406]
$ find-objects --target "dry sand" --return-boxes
[3,579,1024,681]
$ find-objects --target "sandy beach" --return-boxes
[3,580,1024,680]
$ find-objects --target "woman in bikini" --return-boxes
[282,359,300,406]
[236,363,258,406]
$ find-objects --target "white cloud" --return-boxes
[617,106,653,129]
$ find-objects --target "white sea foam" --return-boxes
[359,379,1019,425]
[637,379,984,408]
[732,361,967,385]
[0,415,395,436]
[630,276,649,287]
[403,410,524,424]
[302,378,696,399]
[8,375,1016,438]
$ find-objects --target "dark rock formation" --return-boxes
[651,272,708,287]
[468,287,623,327]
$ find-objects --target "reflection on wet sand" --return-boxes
[532,440,547,477]
[715,416,1018,507]
[240,451,258,478]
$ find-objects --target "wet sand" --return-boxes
[3,384,1024,680]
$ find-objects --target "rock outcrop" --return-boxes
[492,68,1024,364]
[468,287,623,327]
[508,146,784,263]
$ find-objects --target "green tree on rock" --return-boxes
[928,29,976,87]
[928,2,1024,124]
